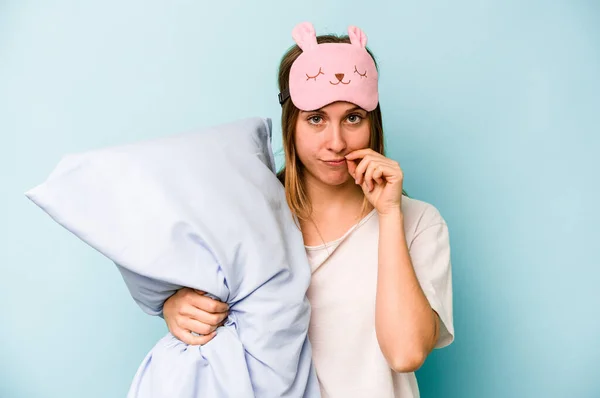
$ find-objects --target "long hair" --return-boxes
[276,34,407,222]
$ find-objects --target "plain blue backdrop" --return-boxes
[1,1,599,397]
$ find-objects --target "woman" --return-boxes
[161,22,454,397]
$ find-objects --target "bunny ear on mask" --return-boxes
[292,22,318,51]
[279,22,379,112]
[348,25,368,48]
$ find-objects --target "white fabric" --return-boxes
[25,117,320,398]
[305,196,454,398]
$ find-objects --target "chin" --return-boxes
[304,164,352,187]
[320,172,352,187]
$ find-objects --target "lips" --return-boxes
[323,159,346,166]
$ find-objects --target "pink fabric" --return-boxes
[288,22,379,111]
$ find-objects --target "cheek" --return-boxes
[293,130,317,165]
[294,142,310,165]
[348,125,371,149]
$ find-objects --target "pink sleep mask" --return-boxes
[278,22,379,111]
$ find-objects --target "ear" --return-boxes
[292,22,318,51]
[348,25,368,48]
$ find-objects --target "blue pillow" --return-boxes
[25,117,320,397]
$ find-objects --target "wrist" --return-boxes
[377,206,403,219]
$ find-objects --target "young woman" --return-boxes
[160,23,454,397]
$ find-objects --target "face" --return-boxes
[294,101,371,188]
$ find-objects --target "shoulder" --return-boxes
[400,195,447,242]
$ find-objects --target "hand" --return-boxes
[345,149,404,216]
[162,287,229,346]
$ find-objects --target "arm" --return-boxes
[375,209,439,373]
[346,148,453,372]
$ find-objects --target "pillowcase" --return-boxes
[25,117,320,398]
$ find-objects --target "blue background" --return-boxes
[1,1,599,397]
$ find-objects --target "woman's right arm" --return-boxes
[163,288,229,345]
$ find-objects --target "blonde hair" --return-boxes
[276,34,405,222]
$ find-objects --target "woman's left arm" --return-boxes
[376,210,440,373]
[346,148,443,373]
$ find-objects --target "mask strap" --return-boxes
[278,87,290,106]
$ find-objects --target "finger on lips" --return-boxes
[345,149,398,189]
[344,148,375,160]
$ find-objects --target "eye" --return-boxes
[354,65,367,78]
[346,114,364,124]
[308,115,323,125]
[306,67,325,81]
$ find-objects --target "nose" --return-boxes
[325,124,346,153]
[335,73,344,82]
